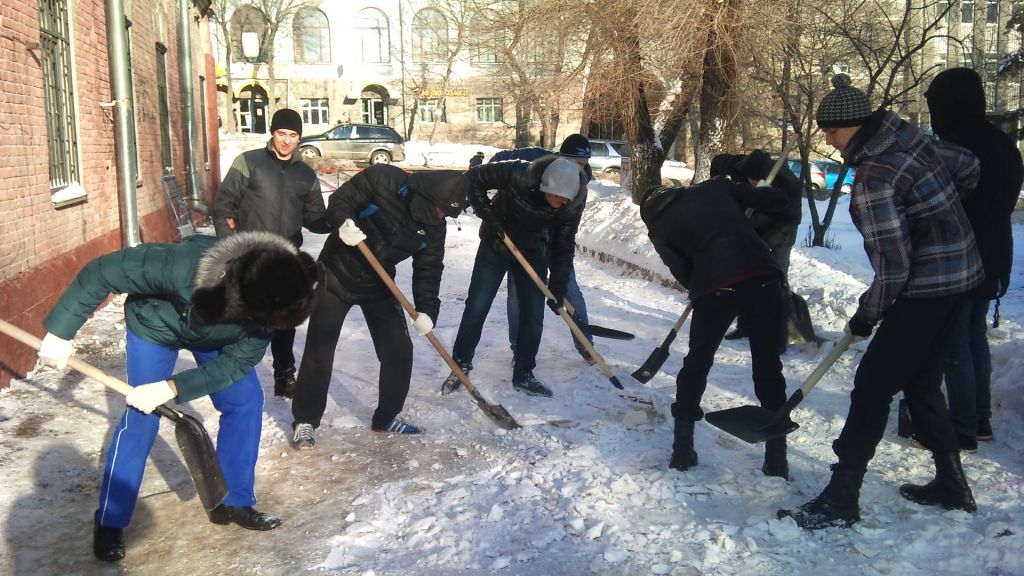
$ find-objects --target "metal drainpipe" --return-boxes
[105,0,141,246]
[178,0,207,215]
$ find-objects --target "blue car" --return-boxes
[818,161,855,193]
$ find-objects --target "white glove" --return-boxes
[339,218,367,246]
[756,179,771,188]
[843,323,868,344]
[125,380,176,414]
[38,332,74,370]
[413,314,434,336]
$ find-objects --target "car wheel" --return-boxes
[370,151,392,165]
[300,146,320,159]
[605,168,620,175]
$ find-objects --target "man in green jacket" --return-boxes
[36,232,318,561]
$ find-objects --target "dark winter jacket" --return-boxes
[468,156,587,301]
[927,72,1024,300]
[640,177,789,299]
[710,150,803,250]
[319,164,469,323]
[488,147,551,163]
[213,142,330,246]
[842,110,983,326]
[42,235,277,403]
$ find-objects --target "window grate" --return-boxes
[38,0,80,190]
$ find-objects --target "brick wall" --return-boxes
[0,0,214,389]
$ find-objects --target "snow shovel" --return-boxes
[356,242,521,430]
[564,302,635,341]
[501,236,624,390]
[705,333,855,444]
[0,318,228,510]
[631,302,693,384]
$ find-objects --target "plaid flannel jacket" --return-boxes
[844,111,983,326]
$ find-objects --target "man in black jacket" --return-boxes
[926,68,1024,450]
[442,156,587,397]
[641,177,792,479]
[213,109,332,398]
[290,165,469,450]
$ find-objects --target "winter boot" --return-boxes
[441,359,473,395]
[274,372,297,398]
[976,417,993,442]
[669,419,698,472]
[373,414,424,435]
[93,511,125,562]
[778,462,865,529]
[579,349,597,366]
[762,437,789,480]
[512,372,553,397]
[207,505,283,530]
[899,451,977,512]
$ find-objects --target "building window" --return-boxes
[470,10,504,64]
[476,98,502,123]
[156,43,173,172]
[293,8,330,63]
[301,98,330,125]
[38,0,80,190]
[985,82,996,111]
[231,5,268,63]
[963,0,975,24]
[412,9,448,63]
[987,1,999,24]
[356,8,390,63]
[418,99,446,123]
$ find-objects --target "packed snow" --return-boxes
[2,143,1023,575]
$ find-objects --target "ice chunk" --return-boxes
[611,474,641,495]
[603,547,628,563]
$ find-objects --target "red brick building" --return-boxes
[0,0,221,388]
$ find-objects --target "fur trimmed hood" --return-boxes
[192,231,318,329]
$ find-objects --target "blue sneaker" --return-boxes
[292,423,316,451]
[373,415,424,435]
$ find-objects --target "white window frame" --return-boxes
[475,97,502,123]
[301,98,331,125]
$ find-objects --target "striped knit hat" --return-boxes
[816,74,872,129]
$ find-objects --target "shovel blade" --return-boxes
[468,388,521,430]
[632,347,668,384]
[172,412,229,511]
[588,325,635,341]
[704,405,799,444]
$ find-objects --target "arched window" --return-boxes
[356,8,390,63]
[231,6,268,63]
[470,10,504,64]
[293,8,330,63]
[412,9,447,63]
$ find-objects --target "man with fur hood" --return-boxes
[36,232,319,561]
[778,74,983,530]
[290,165,470,449]
[925,68,1024,451]
[640,176,792,479]
[440,156,587,398]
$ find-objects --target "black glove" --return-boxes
[547,298,562,316]
[488,218,505,240]
[847,316,875,338]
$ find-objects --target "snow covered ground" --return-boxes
[2,156,1024,575]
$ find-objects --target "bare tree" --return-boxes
[210,0,242,133]
[415,0,474,144]
[248,0,316,116]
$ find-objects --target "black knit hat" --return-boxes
[816,74,872,129]
[559,134,592,158]
[270,109,303,137]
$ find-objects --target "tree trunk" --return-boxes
[692,0,742,183]
[222,32,236,133]
[266,30,278,118]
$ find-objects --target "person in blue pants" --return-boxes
[35,232,318,562]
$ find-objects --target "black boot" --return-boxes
[207,505,283,531]
[669,419,698,471]
[274,372,297,398]
[93,511,125,562]
[899,451,977,512]
[762,437,789,480]
[778,462,864,529]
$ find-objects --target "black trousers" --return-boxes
[673,275,787,421]
[832,294,963,470]
[271,329,296,378]
[291,277,413,431]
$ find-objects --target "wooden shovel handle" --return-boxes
[355,242,478,394]
[672,302,694,333]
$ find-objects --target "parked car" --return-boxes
[299,123,406,165]
[588,139,631,175]
[785,158,827,191]
[818,160,855,193]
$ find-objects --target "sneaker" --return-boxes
[512,373,553,397]
[274,373,297,398]
[373,414,424,435]
[441,360,472,395]
[909,433,977,454]
[292,423,316,451]
[579,350,597,366]
[977,418,993,442]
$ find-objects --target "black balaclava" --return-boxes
[925,68,986,138]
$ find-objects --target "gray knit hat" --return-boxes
[816,74,872,129]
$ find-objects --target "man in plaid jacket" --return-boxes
[779,74,983,530]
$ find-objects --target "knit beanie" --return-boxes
[816,74,872,129]
[559,134,592,158]
[539,158,581,200]
[270,109,303,136]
